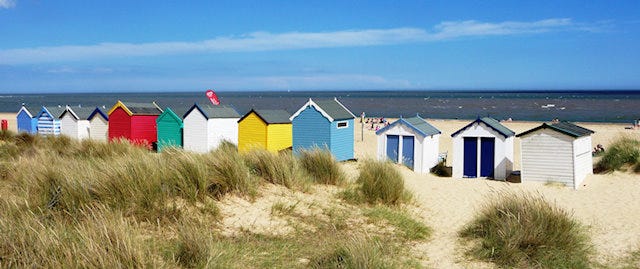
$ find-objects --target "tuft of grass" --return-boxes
[270,200,299,216]
[596,137,640,172]
[310,235,390,269]
[365,206,431,241]
[206,143,259,198]
[174,223,213,268]
[299,148,346,185]
[459,192,593,269]
[244,149,310,190]
[357,160,409,205]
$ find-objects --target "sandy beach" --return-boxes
[355,118,640,267]
[3,111,639,267]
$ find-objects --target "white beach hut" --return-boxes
[451,117,515,180]
[517,121,594,189]
[60,106,94,140]
[182,103,241,153]
[88,107,109,141]
[376,116,441,173]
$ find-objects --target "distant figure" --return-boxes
[552,118,560,123]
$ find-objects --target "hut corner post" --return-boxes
[360,112,365,142]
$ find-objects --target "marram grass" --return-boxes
[459,191,593,269]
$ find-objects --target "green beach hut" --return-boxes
[156,107,185,152]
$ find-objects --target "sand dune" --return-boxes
[354,118,640,267]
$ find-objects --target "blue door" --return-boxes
[386,135,399,162]
[480,137,495,178]
[402,136,414,169]
[463,137,477,178]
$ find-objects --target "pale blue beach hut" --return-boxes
[16,105,38,134]
[290,98,356,161]
[37,106,65,136]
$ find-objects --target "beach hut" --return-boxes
[87,107,109,141]
[60,106,95,140]
[451,117,515,180]
[182,103,241,153]
[156,107,187,152]
[107,101,163,146]
[36,106,65,136]
[517,121,594,189]
[290,98,356,161]
[375,116,441,173]
[237,109,292,153]
[16,105,38,134]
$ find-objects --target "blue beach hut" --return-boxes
[36,106,65,136]
[16,105,38,134]
[290,98,356,161]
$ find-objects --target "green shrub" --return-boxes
[459,192,592,268]
[244,149,309,189]
[299,148,346,185]
[596,137,640,172]
[357,160,407,205]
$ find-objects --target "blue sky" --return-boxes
[0,0,639,93]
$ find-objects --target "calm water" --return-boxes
[1,90,639,123]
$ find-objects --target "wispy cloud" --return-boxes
[0,0,15,9]
[0,18,598,64]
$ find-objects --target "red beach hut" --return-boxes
[107,100,163,147]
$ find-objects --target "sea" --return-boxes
[1,90,639,123]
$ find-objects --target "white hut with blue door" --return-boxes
[290,98,356,161]
[16,105,38,134]
[451,117,515,180]
[36,106,65,136]
[376,116,441,173]
[517,121,594,189]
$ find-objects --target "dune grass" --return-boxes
[298,148,346,185]
[356,159,410,205]
[459,192,592,269]
[596,136,640,173]
[365,206,431,241]
[0,132,430,268]
[244,149,310,190]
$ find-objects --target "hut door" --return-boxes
[463,137,478,178]
[401,136,414,169]
[386,135,399,162]
[480,137,495,178]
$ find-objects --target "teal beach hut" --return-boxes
[290,98,356,161]
[156,107,185,152]
[17,105,38,134]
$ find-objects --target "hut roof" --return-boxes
[290,98,355,122]
[185,103,241,119]
[62,106,96,120]
[42,106,66,118]
[240,109,291,124]
[451,117,515,138]
[108,100,163,116]
[516,121,594,138]
[18,105,34,117]
[88,107,108,121]
[376,116,441,137]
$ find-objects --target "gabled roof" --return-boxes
[239,109,291,124]
[516,121,595,138]
[40,106,66,118]
[184,103,241,119]
[375,116,441,137]
[61,106,96,120]
[289,98,356,122]
[107,100,163,116]
[158,107,184,123]
[88,107,108,121]
[451,117,515,138]
[18,105,34,118]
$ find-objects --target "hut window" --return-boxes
[337,121,348,129]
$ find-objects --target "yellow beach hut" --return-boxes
[237,109,292,153]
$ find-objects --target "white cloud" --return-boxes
[0,18,595,64]
[0,0,15,9]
